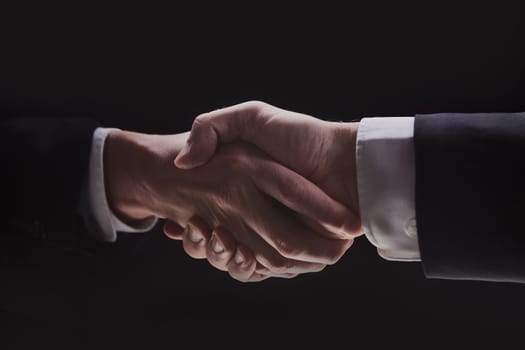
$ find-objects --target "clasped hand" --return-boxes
[106,101,362,282]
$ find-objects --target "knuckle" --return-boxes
[228,270,249,283]
[325,253,341,266]
[207,258,228,272]
[192,113,210,128]
[182,241,205,260]
[313,264,327,273]
[274,237,301,259]
[327,208,349,231]
[265,256,292,274]
[325,241,352,265]
[244,100,267,111]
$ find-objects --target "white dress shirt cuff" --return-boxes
[82,127,158,242]
[356,117,420,261]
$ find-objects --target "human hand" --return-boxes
[173,101,363,239]
[104,130,354,282]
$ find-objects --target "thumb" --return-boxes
[174,121,219,169]
[174,101,265,169]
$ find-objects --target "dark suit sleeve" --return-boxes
[0,118,101,256]
[414,112,525,283]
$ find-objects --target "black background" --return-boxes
[1,5,525,348]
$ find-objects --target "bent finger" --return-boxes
[227,245,257,282]
[182,217,212,260]
[244,194,355,265]
[254,159,360,239]
[163,220,185,240]
[231,224,331,275]
[206,227,237,272]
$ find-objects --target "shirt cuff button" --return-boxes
[404,217,418,239]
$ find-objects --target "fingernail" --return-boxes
[210,234,224,254]
[187,225,203,243]
[234,250,245,265]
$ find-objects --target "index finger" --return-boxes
[253,158,361,239]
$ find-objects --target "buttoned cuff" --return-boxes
[356,117,420,261]
[80,127,158,242]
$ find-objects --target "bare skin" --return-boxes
[104,128,355,282]
[165,101,363,281]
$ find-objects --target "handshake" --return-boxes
[105,101,364,282]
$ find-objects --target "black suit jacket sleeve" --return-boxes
[0,118,100,256]
[414,112,525,283]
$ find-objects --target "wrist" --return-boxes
[329,121,362,228]
[104,130,161,223]
[104,130,190,224]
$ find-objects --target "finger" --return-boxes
[249,272,298,281]
[227,244,257,282]
[257,264,323,277]
[246,272,271,283]
[163,220,185,240]
[230,224,329,275]
[174,101,269,169]
[254,158,361,238]
[206,227,237,272]
[243,193,355,265]
[269,273,299,280]
[247,264,298,282]
[182,217,212,260]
